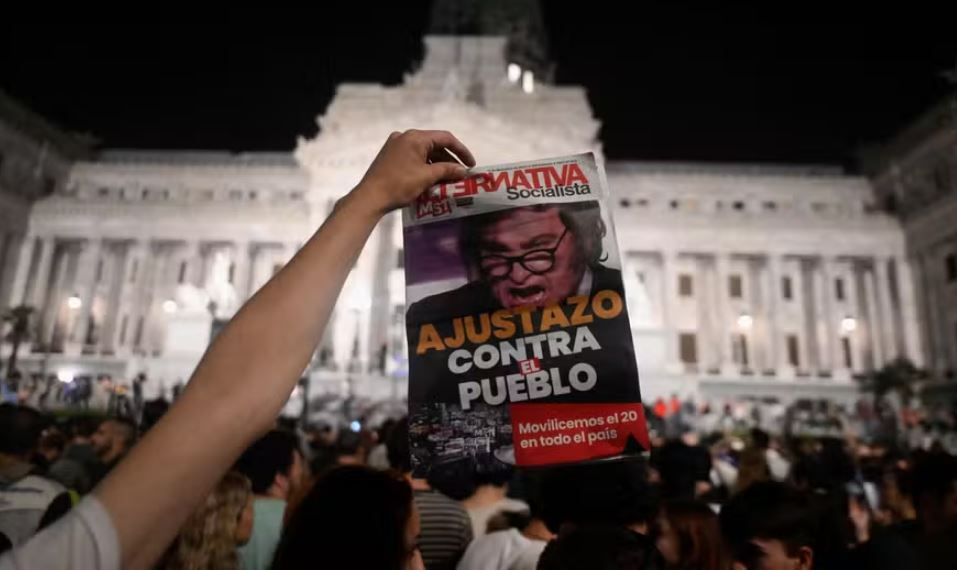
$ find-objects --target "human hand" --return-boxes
[351,129,475,216]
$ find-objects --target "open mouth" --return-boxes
[508,285,547,306]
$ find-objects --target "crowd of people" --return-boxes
[0,131,956,570]
[3,397,957,568]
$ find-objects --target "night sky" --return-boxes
[2,3,954,169]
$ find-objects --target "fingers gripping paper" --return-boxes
[402,153,648,476]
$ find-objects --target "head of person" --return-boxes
[272,465,423,570]
[386,417,412,475]
[234,429,304,500]
[910,450,957,532]
[656,500,727,570]
[458,201,606,309]
[164,471,253,569]
[68,416,100,443]
[90,417,137,462]
[0,404,47,462]
[37,428,67,464]
[538,524,664,570]
[542,458,658,535]
[720,481,817,570]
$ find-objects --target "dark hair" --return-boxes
[541,458,658,534]
[234,430,301,494]
[749,428,770,450]
[910,451,957,516]
[659,500,728,570]
[104,417,138,449]
[39,429,67,454]
[719,481,817,563]
[538,524,663,570]
[386,417,411,473]
[272,465,415,570]
[0,404,48,456]
[458,201,607,273]
[69,416,101,439]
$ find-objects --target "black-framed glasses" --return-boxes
[478,228,569,278]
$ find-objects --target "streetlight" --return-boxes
[162,299,178,314]
[507,62,521,83]
[66,294,82,310]
[840,316,857,335]
[736,313,754,330]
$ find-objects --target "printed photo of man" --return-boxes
[407,201,620,324]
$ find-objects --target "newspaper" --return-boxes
[402,153,648,476]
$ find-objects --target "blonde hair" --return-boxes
[163,471,252,570]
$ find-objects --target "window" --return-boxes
[842,337,853,369]
[732,201,745,211]
[732,333,749,366]
[133,317,145,347]
[273,263,284,276]
[763,201,777,211]
[129,260,139,283]
[178,261,187,284]
[782,276,793,300]
[98,187,110,198]
[678,274,693,297]
[619,198,630,208]
[396,249,405,269]
[95,260,103,284]
[228,262,236,284]
[669,200,679,210]
[835,278,845,301]
[729,275,743,298]
[946,253,957,283]
[679,333,698,364]
[636,271,645,283]
[786,335,800,367]
[119,315,129,346]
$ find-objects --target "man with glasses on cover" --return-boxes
[408,201,618,323]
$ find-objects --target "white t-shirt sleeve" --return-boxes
[0,495,120,570]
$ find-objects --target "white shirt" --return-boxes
[0,496,119,570]
[457,528,547,570]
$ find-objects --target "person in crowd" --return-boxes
[720,481,824,570]
[333,429,365,465]
[160,471,253,569]
[538,524,664,570]
[388,418,473,570]
[0,405,73,552]
[272,465,424,570]
[894,450,957,569]
[750,428,790,482]
[34,428,66,472]
[457,471,553,570]
[461,466,528,538]
[367,418,397,470]
[654,427,712,500]
[46,416,102,494]
[542,458,658,536]
[232,429,306,570]
[654,500,727,570]
[89,417,136,486]
[0,130,474,570]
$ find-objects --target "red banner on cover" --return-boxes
[510,402,650,466]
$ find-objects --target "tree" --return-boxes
[863,357,927,404]
[2,305,34,386]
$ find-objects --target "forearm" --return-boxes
[95,189,381,569]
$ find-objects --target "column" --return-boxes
[7,235,35,307]
[99,243,128,354]
[71,239,102,346]
[695,256,715,371]
[114,241,146,352]
[765,255,783,374]
[39,244,69,348]
[0,233,14,308]
[863,267,885,369]
[875,256,897,361]
[660,251,679,371]
[29,237,55,309]
[821,257,842,375]
[914,253,940,371]
[895,256,924,367]
[811,257,831,372]
[714,253,734,374]
[232,240,251,301]
[131,242,157,351]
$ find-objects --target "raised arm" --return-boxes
[93,130,474,569]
